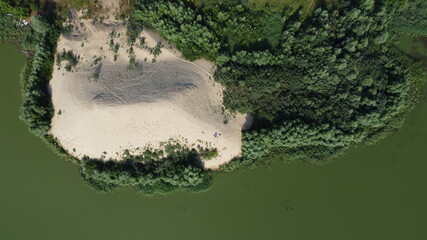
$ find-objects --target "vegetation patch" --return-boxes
[80,143,213,194]
[17,15,60,138]
[56,49,79,71]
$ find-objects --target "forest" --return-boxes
[129,0,426,170]
[1,0,426,193]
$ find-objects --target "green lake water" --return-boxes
[1,44,426,240]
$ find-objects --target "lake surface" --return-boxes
[1,44,426,240]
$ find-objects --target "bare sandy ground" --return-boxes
[49,5,249,169]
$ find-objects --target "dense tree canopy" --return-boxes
[132,0,423,166]
[223,1,416,163]
[18,15,59,138]
[80,145,212,194]
[132,0,283,60]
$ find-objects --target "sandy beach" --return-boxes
[49,4,249,169]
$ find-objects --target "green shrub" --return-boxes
[79,145,212,195]
[19,17,60,138]
[57,49,79,71]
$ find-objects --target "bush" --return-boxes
[79,145,212,195]
[0,14,28,42]
[0,1,28,18]
[56,49,79,71]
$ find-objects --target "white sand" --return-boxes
[49,5,249,169]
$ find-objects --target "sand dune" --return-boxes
[50,9,248,169]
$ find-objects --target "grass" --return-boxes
[188,0,340,16]
[398,35,427,67]
[247,0,317,13]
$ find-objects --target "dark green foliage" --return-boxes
[0,17,25,41]
[225,1,420,163]
[1,0,43,13]
[197,147,218,160]
[8,1,64,137]
[127,15,144,45]
[20,28,41,51]
[39,135,212,195]
[108,37,120,53]
[93,56,102,65]
[56,49,79,71]
[0,1,28,18]
[19,16,60,138]
[201,2,283,52]
[79,145,212,194]
[0,1,29,42]
[150,42,163,57]
[133,1,219,60]
[132,0,283,60]
[81,173,119,192]
[62,24,74,34]
[132,0,423,166]
[29,3,38,12]
[113,43,120,53]
[219,157,256,172]
[42,135,82,169]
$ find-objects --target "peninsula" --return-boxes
[1,0,425,194]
